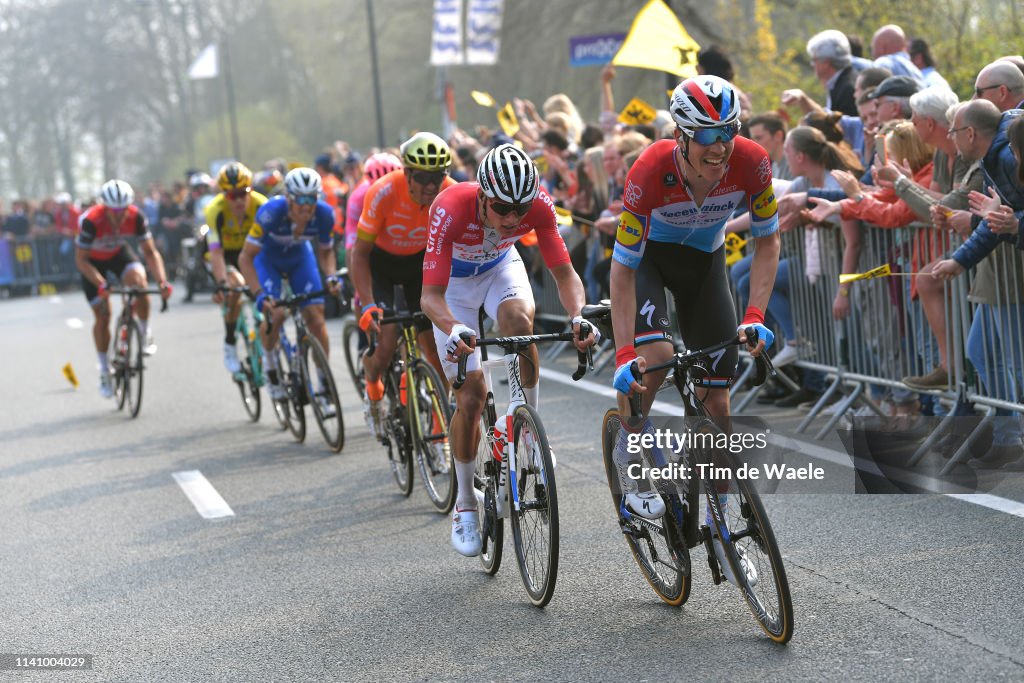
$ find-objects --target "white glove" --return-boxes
[446,324,477,358]
[572,315,601,344]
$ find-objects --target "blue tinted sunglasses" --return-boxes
[678,122,740,146]
[290,194,318,206]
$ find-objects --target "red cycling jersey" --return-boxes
[422,183,570,287]
[76,204,151,260]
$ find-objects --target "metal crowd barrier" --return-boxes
[0,234,78,294]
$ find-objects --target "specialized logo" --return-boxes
[616,210,647,249]
[708,348,727,371]
[640,299,656,328]
[756,156,771,185]
[752,186,777,219]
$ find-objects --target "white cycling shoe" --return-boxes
[451,506,482,557]
[316,394,337,418]
[99,370,114,399]
[223,343,242,375]
[143,328,157,356]
[624,490,665,519]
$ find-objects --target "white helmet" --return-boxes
[99,179,134,209]
[669,75,742,130]
[477,144,539,204]
[284,167,322,196]
[189,172,212,189]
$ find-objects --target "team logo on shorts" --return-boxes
[616,210,647,249]
[752,186,777,219]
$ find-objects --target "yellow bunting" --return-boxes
[618,97,657,126]
[497,102,520,137]
[62,362,79,389]
[471,90,496,107]
[554,206,573,226]
[839,264,892,284]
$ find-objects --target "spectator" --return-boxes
[543,93,584,149]
[870,24,925,83]
[540,129,576,204]
[157,189,186,274]
[316,152,347,235]
[973,61,1024,112]
[747,112,792,180]
[908,38,950,91]
[806,30,858,116]
[696,45,753,118]
[846,33,874,71]
[2,200,30,240]
[30,199,56,238]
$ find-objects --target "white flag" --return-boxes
[430,0,464,66]
[466,0,503,65]
[188,43,219,80]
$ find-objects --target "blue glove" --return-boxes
[740,322,775,350]
[613,359,640,395]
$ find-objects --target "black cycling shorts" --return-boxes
[82,246,142,305]
[370,247,431,333]
[633,243,737,381]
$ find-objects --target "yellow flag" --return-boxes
[839,263,892,284]
[618,97,657,126]
[471,90,495,107]
[62,362,79,389]
[497,102,520,137]
[554,206,573,226]
[724,233,747,266]
[534,154,549,174]
[613,0,701,78]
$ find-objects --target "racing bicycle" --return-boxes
[108,285,168,418]
[216,284,265,422]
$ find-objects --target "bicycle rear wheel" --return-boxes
[341,317,366,397]
[601,409,690,606]
[125,319,144,418]
[383,370,413,495]
[476,412,503,575]
[509,404,558,607]
[236,325,262,422]
[302,335,345,452]
[277,342,305,442]
[409,361,455,513]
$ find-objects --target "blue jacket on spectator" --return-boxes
[952,110,1024,270]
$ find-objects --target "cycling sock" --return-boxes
[97,352,109,373]
[524,380,539,408]
[263,349,279,371]
[454,460,478,511]
[139,320,149,340]
[614,417,653,495]
[224,318,236,345]
[366,378,385,402]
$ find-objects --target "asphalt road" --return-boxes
[2,291,1023,682]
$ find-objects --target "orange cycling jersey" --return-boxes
[356,169,455,256]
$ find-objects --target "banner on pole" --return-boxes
[188,43,219,80]
[466,0,503,65]
[430,0,464,66]
[569,33,626,67]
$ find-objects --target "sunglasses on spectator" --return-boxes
[226,188,250,200]
[975,84,1002,97]
[290,194,318,206]
[489,198,533,217]
[410,169,447,186]
[947,125,972,137]
[678,121,741,146]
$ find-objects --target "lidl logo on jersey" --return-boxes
[616,210,647,249]
[752,186,777,219]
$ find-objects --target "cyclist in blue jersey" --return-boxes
[239,167,341,406]
[608,75,780,530]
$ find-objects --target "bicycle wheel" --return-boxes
[476,412,503,575]
[125,319,145,418]
[382,370,413,495]
[601,409,690,606]
[409,361,455,513]
[509,404,558,607]
[235,322,261,422]
[341,317,366,396]
[301,334,345,452]
[701,449,794,643]
[111,318,130,412]
[281,344,306,442]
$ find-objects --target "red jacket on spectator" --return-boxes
[54,204,80,238]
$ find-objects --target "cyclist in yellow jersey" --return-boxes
[207,162,268,374]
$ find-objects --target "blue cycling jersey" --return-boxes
[246,196,335,256]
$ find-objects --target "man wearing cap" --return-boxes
[806,30,858,116]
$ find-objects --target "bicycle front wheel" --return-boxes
[601,409,689,606]
[382,370,414,495]
[277,343,305,442]
[125,319,145,418]
[341,317,366,397]
[301,335,345,452]
[702,461,794,643]
[409,361,455,513]
[509,404,558,607]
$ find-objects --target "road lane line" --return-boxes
[540,367,1024,520]
[172,470,235,519]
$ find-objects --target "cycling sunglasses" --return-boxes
[489,198,533,217]
[226,188,250,200]
[410,169,447,186]
[290,194,318,206]
[678,121,741,146]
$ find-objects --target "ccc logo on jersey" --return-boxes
[616,210,647,249]
[752,186,777,219]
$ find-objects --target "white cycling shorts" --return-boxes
[433,251,534,380]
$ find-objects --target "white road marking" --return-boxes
[66,317,84,329]
[49,296,62,304]
[540,367,1024,520]
[172,470,235,519]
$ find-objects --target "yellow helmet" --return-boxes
[217,161,253,192]
[400,132,452,171]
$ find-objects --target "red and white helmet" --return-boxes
[363,153,402,182]
[669,75,742,129]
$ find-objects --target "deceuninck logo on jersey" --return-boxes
[752,186,777,219]
[616,210,647,249]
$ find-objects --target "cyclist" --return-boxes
[351,133,455,438]
[238,168,341,411]
[75,179,172,398]
[609,75,779,584]
[206,162,269,375]
[344,152,402,271]
[421,143,597,557]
